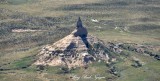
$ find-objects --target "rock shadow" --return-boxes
[79,35,90,48]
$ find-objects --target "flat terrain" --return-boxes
[0,0,160,81]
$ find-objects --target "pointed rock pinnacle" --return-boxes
[77,17,83,28]
[74,17,88,37]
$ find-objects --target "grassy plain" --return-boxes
[0,0,160,81]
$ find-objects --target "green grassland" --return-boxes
[0,0,160,81]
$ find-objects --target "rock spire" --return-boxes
[73,17,88,38]
[76,17,83,28]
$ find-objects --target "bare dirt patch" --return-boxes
[12,29,46,33]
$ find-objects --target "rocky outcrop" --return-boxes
[73,17,88,38]
[34,34,110,68]
[34,17,109,68]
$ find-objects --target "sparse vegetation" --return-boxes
[0,0,160,81]
[131,60,143,68]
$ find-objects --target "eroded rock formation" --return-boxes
[73,17,88,38]
[34,17,109,68]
